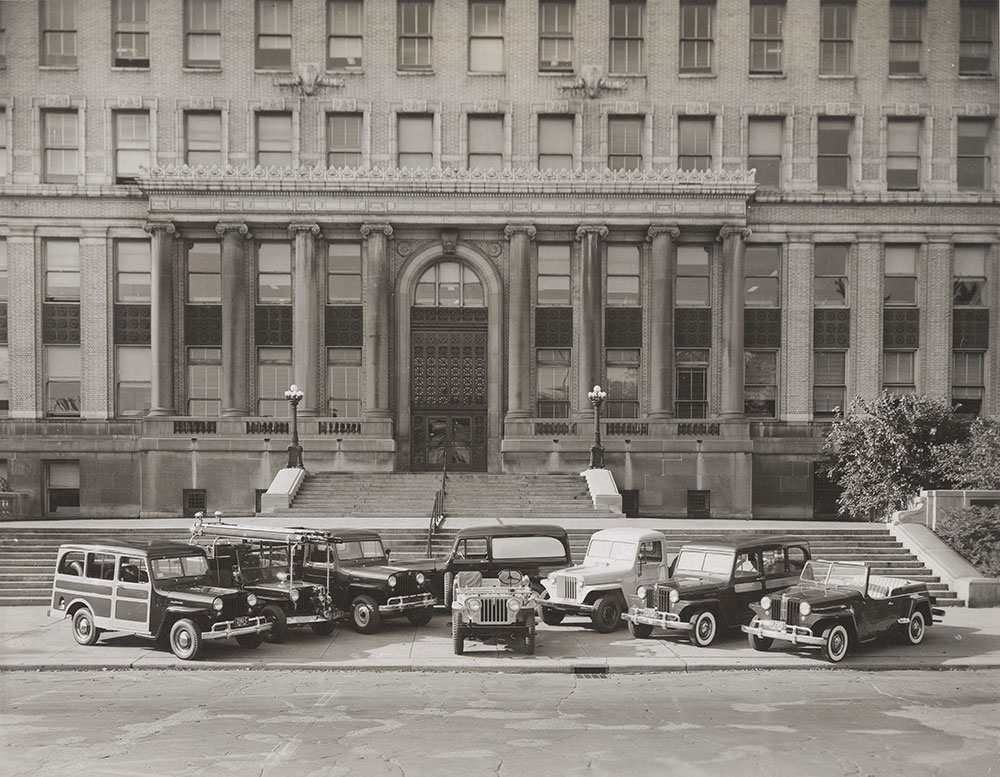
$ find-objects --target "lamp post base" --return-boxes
[589,444,606,469]
[286,443,304,469]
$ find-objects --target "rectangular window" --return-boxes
[814,350,846,416]
[817,117,852,190]
[537,244,571,305]
[257,347,292,417]
[889,1,922,75]
[536,348,570,418]
[608,116,643,171]
[256,0,292,70]
[187,242,222,303]
[606,245,640,306]
[185,112,222,167]
[749,1,783,74]
[958,118,992,191]
[397,113,433,169]
[539,0,573,71]
[0,239,6,300]
[45,461,80,515]
[748,117,782,189]
[326,112,363,168]
[609,0,644,75]
[40,0,77,67]
[0,346,9,417]
[44,239,80,301]
[0,108,6,177]
[468,114,504,170]
[679,1,713,74]
[954,246,987,306]
[327,243,362,303]
[0,4,6,69]
[744,245,780,307]
[256,112,293,167]
[46,345,81,417]
[398,0,433,70]
[112,0,149,67]
[887,119,921,190]
[819,1,853,75]
[185,0,221,68]
[258,242,292,303]
[116,345,151,416]
[814,244,849,306]
[745,350,777,417]
[883,350,915,395]
[953,351,984,415]
[538,114,574,170]
[606,348,639,418]
[676,349,708,418]
[187,347,221,416]
[676,245,710,306]
[328,0,363,70]
[960,1,996,76]
[678,117,712,171]
[42,109,79,183]
[115,239,151,303]
[884,246,918,306]
[327,346,362,416]
[113,110,150,184]
[469,0,503,72]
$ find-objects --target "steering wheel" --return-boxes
[497,569,523,586]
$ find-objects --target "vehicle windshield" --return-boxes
[151,555,210,580]
[236,544,291,585]
[801,560,868,591]
[585,540,637,563]
[335,539,386,565]
[673,549,735,579]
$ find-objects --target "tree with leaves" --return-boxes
[937,416,1000,490]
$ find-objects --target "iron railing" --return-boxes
[425,443,450,556]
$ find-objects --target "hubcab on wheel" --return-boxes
[177,631,191,649]
[77,619,90,636]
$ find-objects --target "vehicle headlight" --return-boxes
[290,588,300,602]
[247,593,258,607]
[416,572,425,585]
[388,575,397,588]
[467,598,481,612]
[760,596,772,611]
[636,586,648,600]
[508,599,521,613]
[212,597,224,612]
[277,572,288,582]
[799,601,811,617]
[669,589,680,603]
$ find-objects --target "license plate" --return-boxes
[234,616,249,628]
[759,619,783,631]
[642,608,657,618]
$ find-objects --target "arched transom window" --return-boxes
[414,261,485,307]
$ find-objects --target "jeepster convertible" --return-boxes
[451,569,537,655]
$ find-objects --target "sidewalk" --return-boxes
[3,605,999,674]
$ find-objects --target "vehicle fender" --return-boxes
[676,598,720,621]
[165,605,206,616]
[810,613,858,641]
[582,586,626,606]
[63,598,94,618]
[347,583,384,601]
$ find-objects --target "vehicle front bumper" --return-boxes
[541,598,595,615]
[203,615,271,641]
[625,607,692,632]
[741,619,824,646]
[380,592,435,614]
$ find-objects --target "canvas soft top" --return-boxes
[680,534,810,554]
[454,524,569,540]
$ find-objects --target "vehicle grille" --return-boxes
[770,597,799,622]
[223,597,239,620]
[557,576,576,600]
[476,597,509,625]
[657,588,672,613]
[394,574,417,596]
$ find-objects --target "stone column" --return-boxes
[360,223,393,418]
[719,226,751,417]
[4,231,38,418]
[216,222,251,417]
[575,225,607,410]
[504,224,536,419]
[923,235,953,401]
[647,225,679,418]
[784,234,814,421]
[289,223,321,416]
[143,222,176,416]
[854,234,883,403]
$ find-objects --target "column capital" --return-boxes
[288,222,321,237]
[647,225,680,241]
[717,225,752,242]
[142,221,176,236]
[215,222,252,239]
[360,223,393,239]
[503,224,537,240]
[575,224,608,241]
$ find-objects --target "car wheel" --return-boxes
[350,594,382,634]
[235,634,263,649]
[540,592,565,626]
[689,610,718,647]
[628,620,654,639]
[821,624,850,663]
[524,619,536,656]
[406,608,434,627]
[452,612,464,656]
[590,595,623,634]
[900,611,926,646]
[71,608,101,646]
[310,621,336,637]
[169,618,203,661]
[261,604,288,644]
[747,618,773,652]
[443,572,454,609]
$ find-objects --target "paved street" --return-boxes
[3,669,999,777]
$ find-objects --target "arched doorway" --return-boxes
[409,261,488,471]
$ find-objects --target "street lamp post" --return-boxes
[587,384,608,469]
[284,384,305,469]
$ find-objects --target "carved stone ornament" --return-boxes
[360,223,394,239]
[647,225,680,241]
[558,64,628,100]
[717,225,752,242]
[215,222,252,239]
[478,242,503,258]
[440,229,459,255]
[503,224,537,241]
[273,63,344,96]
[288,223,321,237]
[575,224,609,241]
[142,221,176,236]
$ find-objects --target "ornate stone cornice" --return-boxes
[575,224,609,241]
[360,223,393,239]
[288,223,321,237]
[717,225,752,242]
[215,222,252,239]
[142,221,176,236]
[503,224,537,240]
[647,225,680,241]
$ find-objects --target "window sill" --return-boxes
[183,66,223,72]
[38,65,78,71]
[678,72,717,79]
[538,70,574,77]
[818,74,855,80]
[467,71,505,77]
[326,68,364,75]
[254,68,293,74]
[111,66,150,72]
[957,74,997,80]
[607,72,647,79]
[888,74,926,80]
[749,73,786,79]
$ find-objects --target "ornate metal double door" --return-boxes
[410,308,488,472]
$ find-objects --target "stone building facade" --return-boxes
[0,0,997,518]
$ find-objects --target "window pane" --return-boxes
[538,276,570,305]
[468,115,503,157]
[258,242,291,273]
[884,246,916,275]
[470,38,503,72]
[677,245,709,275]
[745,277,779,306]
[539,116,574,153]
[676,277,709,306]
[883,276,916,306]
[188,242,221,272]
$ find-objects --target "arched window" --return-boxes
[414,261,484,307]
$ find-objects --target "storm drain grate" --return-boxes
[571,666,609,677]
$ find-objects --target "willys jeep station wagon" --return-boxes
[451,569,537,655]
[540,527,670,633]
[742,559,944,663]
[48,540,271,660]
[190,519,336,642]
[625,536,811,646]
